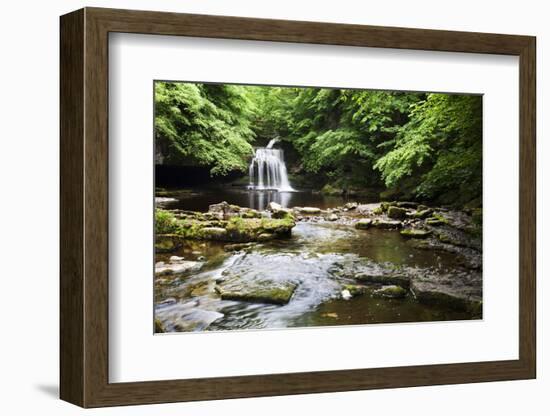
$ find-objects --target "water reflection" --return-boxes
[162,187,373,212]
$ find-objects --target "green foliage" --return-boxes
[155,81,482,207]
[155,209,179,234]
[155,82,255,175]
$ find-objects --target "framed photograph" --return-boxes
[60,7,536,408]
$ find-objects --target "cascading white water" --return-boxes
[248,138,294,192]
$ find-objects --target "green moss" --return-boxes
[373,285,408,299]
[372,207,383,215]
[387,206,407,219]
[154,318,165,333]
[155,209,179,234]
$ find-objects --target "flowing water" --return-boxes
[155,220,474,333]
[248,138,294,192]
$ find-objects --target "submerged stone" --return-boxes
[400,229,432,239]
[411,280,482,313]
[373,285,408,299]
[355,273,410,289]
[216,278,298,305]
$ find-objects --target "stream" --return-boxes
[155,204,477,333]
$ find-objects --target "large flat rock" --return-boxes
[216,277,298,305]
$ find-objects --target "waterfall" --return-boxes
[248,139,294,192]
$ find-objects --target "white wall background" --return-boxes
[0,0,546,414]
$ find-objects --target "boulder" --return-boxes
[272,208,292,219]
[373,285,408,299]
[208,201,241,219]
[355,218,373,229]
[267,202,282,212]
[344,202,358,210]
[328,213,339,221]
[411,280,481,313]
[371,219,402,229]
[387,206,408,220]
[400,229,432,239]
[215,278,298,305]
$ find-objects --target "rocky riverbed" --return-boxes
[154,198,482,333]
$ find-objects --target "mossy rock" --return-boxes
[426,218,446,226]
[355,273,410,289]
[216,278,298,305]
[154,318,165,333]
[342,284,367,297]
[372,207,383,215]
[371,219,402,229]
[412,208,433,219]
[155,235,183,253]
[272,209,293,220]
[373,285,408,299]
[355,218,373,230]
[241,209,262,219]
[387,206,408,220]
[400,229,432,239]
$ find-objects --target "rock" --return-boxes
[372,207,384,215]
[267,202,282,212]
[344,202,358,210]
[155,260,203,277]
[371,219,402,229]
[355,273,410,289]
[328,214,339,221]
[154,318,165,333]
[373,285,407,299]
[154,236,181,253]
[411,280,481,313]
[341,289,352,300]
[208,201,240,219]
[355,218,373,229]
[342,284,367,297]
[395,201,418,209]
[272,209,292,219]
[426,218,446,226]
[241,209,261,219]
[169,255,185,262]
[215,278,298,305]
[400,229,432,239]
[412,208,433,219]
[155,261,165,268]
[299,207,322,215]
[387,206,408,220]
[257,233,275,241]
[201,227,229,240]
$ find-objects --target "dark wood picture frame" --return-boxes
[60,7,536,408]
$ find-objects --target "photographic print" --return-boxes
[153,81,483,333]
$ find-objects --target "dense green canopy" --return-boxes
[154,81,482,206]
